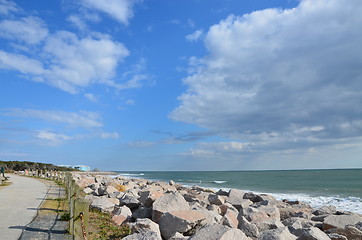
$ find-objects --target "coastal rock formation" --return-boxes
[72,172,362,240]
[152,193,190,222]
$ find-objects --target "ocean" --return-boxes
[114,169,362,214]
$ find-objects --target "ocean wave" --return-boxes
[213,181,227,184]
[268,192,362,214]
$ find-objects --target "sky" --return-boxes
[0,0,361,171]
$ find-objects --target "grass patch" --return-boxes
[88,209,131,240]
[40,196,68,216]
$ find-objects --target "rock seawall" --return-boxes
[72,172,362,240]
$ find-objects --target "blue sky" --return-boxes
[1,0,361,171]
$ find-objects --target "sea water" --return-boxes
[115,169,362,214]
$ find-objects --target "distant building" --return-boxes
[73,165,91,171]
[58,164,91,171]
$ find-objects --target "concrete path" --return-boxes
[0,174,48,240]
[19,180,71,240]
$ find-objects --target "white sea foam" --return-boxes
[213,181,227,184]
[270,193,362,214]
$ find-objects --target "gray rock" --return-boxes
[122,231,161,240]
[86,195,115,212]
[326,225,362,240]
[208,194,226,205]
[258,227,297,240]
[313,205,337,216]
[132,206,152,219]
[282,218,316,233]
[297,227,330,240]
[189,223,251,240]
[254,219,284,232]
[158,210,206,239]
[139,189,164,207]
[119,191,141,210]
[327,233,348,240]
[112,205,132,225]
[222,209,239,228]
[129,218,161,238]
[323,214,362,230]
[278,201,313,221]
[244,192,263,203]
[238,216,260,239]
[152,192,190,222]
[96,185,107,196]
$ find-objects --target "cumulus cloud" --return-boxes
[185,30,203,42]
[0,1,150,94]
[0,50,44,74]
[171,0,362,154]
[0,17,48,44]
[43,31,129,93]
[80,0,139,25]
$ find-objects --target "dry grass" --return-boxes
[88,209,131,240]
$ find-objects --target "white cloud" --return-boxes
[42,31,129,93]
[0,17,48,44]
[0,0,19,15]
[37,130,72,143]
[0,50,44,74]
[171,0,362,156]
[2,108,103,128]
[99,131,119,139]
[81,0,139,25]
[67,15,88,31]
[84,93,97,102]
[185,30,203,42]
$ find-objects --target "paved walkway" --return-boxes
[0,174,48,240]
[20,179,71,240]
[0,174,71,240]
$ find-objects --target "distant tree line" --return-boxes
[0,160,74,172]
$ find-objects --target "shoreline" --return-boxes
[113,171,362,215]
[72,171,362,239]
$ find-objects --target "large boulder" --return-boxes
[132,206,152,219]
[111,206,132,225]
[226,189,252,211]
[139,189,164,207]
[326,225,362,240]
[189,224,251,240]
[129,218,161,238]
[122,231,161,240]
[323,214,362,230]
[208,194,226,205]
[119,191,141,210]
[86,195,115,212]
[152,193,190,222]
[77,176,96,189]
[258,227,297,240]
[222,209,239,228]
[277,201,313,221]
[158,210,206,239]
[297,227,330,240]
[313,206,337,216]
[238,216,260,239]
